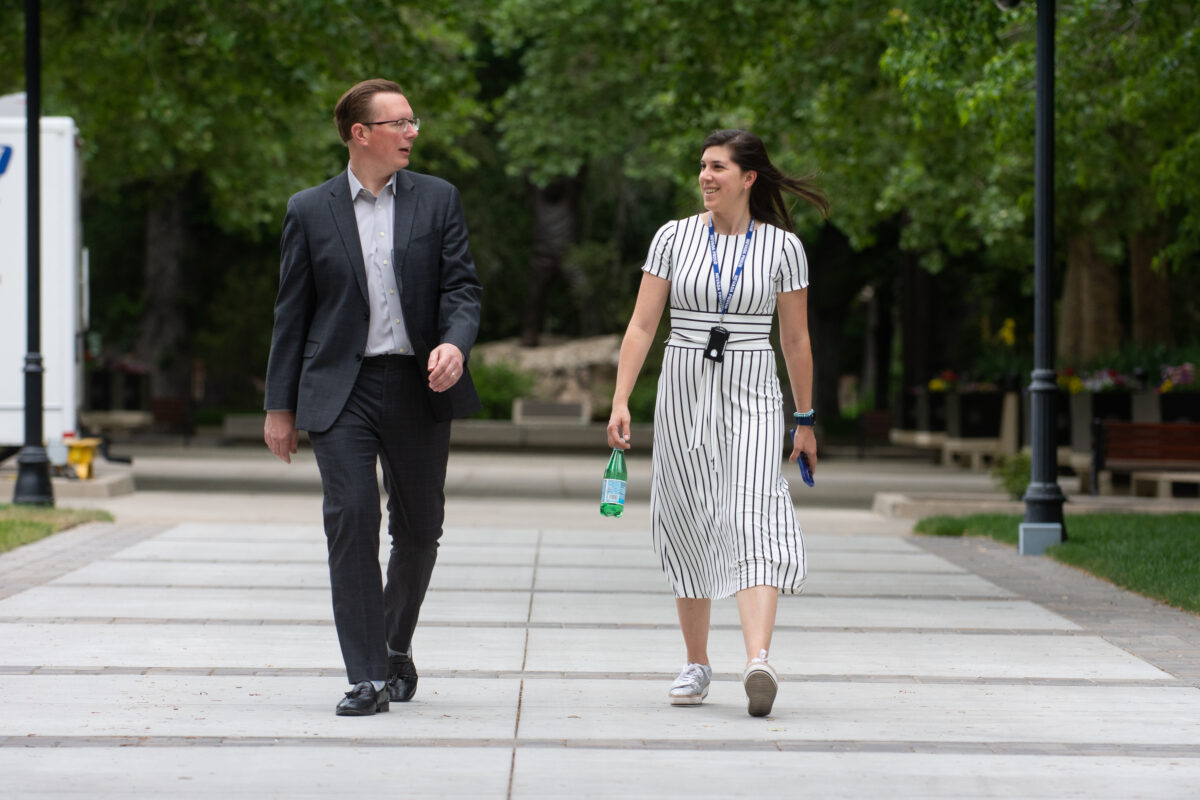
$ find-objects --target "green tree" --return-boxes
[486,1,901,415]
[880,0,1200,364]
[1,0,481,413]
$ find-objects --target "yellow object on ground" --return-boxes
[65,437,102,480]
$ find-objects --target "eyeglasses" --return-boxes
[362,117,421,133]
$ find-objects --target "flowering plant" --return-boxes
[1081,368,1136,393]
[928,369,999,393]
[959,379,1000,393]
[1057,367,1085,394]
[927,369,958,392]
[1158,362,1196,393]
[971,318,1029,387]
[996,318,1016,347]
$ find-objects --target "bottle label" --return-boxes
[601,479,626,505]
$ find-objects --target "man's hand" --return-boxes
[264,410,299,464]
[427,343,465,393]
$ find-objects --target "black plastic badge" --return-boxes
[703,326,730,363]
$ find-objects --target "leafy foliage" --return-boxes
[989,452,1031,500]
[1,0,482,232]
[2,0,1196,416]
[470,360,535,420]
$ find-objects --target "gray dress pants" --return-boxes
[308,355,450,684]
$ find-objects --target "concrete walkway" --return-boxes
[2,447,1199,798]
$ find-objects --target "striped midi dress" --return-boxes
[644,214,808,599]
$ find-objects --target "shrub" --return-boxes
[470,361,535,420]
[627,375,659,423]
[990,452,1031,500]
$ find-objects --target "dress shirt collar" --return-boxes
[346,166,397,201]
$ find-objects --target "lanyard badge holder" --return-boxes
[704,326,730,362]
[704,216,755,363]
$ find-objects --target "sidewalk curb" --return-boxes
[873,492,1200,519]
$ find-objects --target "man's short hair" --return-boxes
[334,79,406,143]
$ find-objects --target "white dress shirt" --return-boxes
[348,167,412,356]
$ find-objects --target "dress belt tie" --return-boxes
[667,330,770,453]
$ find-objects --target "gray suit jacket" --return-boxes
[264,169,482,432]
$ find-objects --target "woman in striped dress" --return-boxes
[606,129,827,717]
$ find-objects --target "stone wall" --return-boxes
[473,335,621,419]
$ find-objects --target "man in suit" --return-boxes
[263,79,482,716]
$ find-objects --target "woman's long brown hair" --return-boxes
[701,129,829,233]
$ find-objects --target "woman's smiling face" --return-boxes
[699,145,755,217]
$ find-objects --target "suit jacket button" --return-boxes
[362,312,369,320]
[355,353,362,361]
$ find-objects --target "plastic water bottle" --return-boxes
[600,447,627,517]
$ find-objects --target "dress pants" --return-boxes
[308,355,450,684]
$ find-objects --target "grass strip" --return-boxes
[0,504,113,555]
[913,513,1200,613]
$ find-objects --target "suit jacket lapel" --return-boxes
[392,170,418,296]
[328,175,369,304]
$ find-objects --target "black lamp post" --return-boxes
[13,0,53,507]
[998,0,1065,551]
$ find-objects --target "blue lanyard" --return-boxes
[707,215,755,319]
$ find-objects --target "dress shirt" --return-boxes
[348,167,412,356]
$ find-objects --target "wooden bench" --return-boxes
[1090,420,1200,496]
[1131,471,1200,498]
[942,438,1000,470]
[78,410,154,438]
[940,392,1022,470]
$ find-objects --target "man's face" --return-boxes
[360,92,419,172]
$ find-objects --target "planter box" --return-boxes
[1069,392,1132,453]
[914,388,946,433]
[898,389,919,431]
[1022,389,1071,449]
[1160,392,1200,423]
[945,391,1004,439]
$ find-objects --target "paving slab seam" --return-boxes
[0,665,1185,687]
[507,530,542,800]
[0,617,1098,637]
[6,736,1200,758]
[911,533,1200,686]
[39,583,1019,601]
[97,559,968,578]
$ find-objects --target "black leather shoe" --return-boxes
[387,651,418,702]
[335,681,390,716]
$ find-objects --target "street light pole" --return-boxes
[1019,0,1066,552]
[13,0,53,506]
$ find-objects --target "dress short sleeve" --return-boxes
[641,221,676,280]
[774,231,809,293]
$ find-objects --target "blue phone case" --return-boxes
[790,430,815,487]
[798,453,815,487]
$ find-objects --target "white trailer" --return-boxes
[0,110,86,451]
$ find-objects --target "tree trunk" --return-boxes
[869,278,894,410]
[520,173,582,347]
[899,251,934,400]
[136,189,192,429]
[1059,232,1121,364]
[1129,227,1170,346]
[803,224,877,426]
[811,308,841,423]
[1057,236,1084,362]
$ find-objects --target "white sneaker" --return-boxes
[742,650,778,717]
[669,662,712,706]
